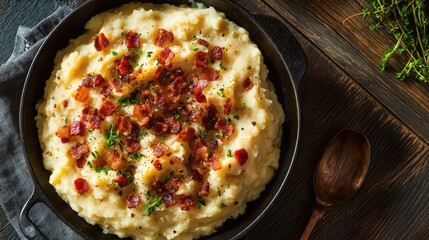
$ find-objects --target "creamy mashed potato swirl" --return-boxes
[36,3,285,239]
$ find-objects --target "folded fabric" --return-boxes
[0,7,84,240]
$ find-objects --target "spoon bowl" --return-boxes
[300,129,370,240]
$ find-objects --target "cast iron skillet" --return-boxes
[19,0,306,239]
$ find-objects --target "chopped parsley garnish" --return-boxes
[95,166,110,175]
[146,51,153,58]
[86,161,93,168]
[197,127,208,139]
[144,196,163,216]
[140,131,147,139]
[225,116,231,124]
[220,203,226,208]
[219,62,227,71]
[106,124,120,149]
[145,190,151,200]
[193,47,199,52]
[112,51,118,56]
[217,88,226,98]
[128,152,145,160]
[117,91,139,107]
[221,130,226,137]
[227,150,232,158]
[173,114,180,120]
[197,197,205,209]
[64,118,68,125]
[233,115,239,120]
[91,151,97,159]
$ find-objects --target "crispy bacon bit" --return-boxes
[176,102,188,116]
[100,84,111,97]
[89,116,102,130]
[56,125,71,143]
[177,127,195,141]
[199,181,210,196]
[169,156,180,165]
[82,104,98,115]
[164,177,184,194]
[74,178,89,194]
[153,160,162,170]
[153,66,165,79]
[191,169,203,181]
[194,91,206,103]
[133,104,152,126]
[94,33,110,51]
[125,31,141,49]
[107,150,125,170]
[153,122,169,136]
[234,148,248,166]
[154,29,174,47]
[152,180,166,193]
[214,118,227,130]
[70,121,85,136]
[114,175,130,187]
[115,116,133,136]
[125,139,141,153]
[209,140,219,155]
[162,193,177,208]
[82,74,105,88]
[194,51,208,69]
[187,105,203,121]
[92,157,106,168]
[178,196,195,211]
[153,145,165,158]
[209,156,222,170]
[202,104,219,130]
[99,99,118,116]
[201,68,219,81]
[197,38,209,47]
[194,78,209,103]
[220,124,235,142]
[211,46,223,60]
[70,143,89,168]
[74,86,90,102]
[224,98,232,115]
[156,48,175,66]
[127,193,141,208]
[116,58,133,76]
[172,77,187,93]
[170,120,181,134]
[62,100,68,109]
[242,77,254,91]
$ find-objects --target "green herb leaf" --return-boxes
[95,166,110,175]
[112,51,118,56]
[144,196,163,216]
[216,88,226,98]
[197,197,205,209]
[227,150,232,158]
[106,124,120,149]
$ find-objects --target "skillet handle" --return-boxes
[252,14,307,88]
[19,188,48,240]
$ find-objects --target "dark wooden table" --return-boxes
[2,0,429,239]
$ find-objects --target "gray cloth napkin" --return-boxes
[0,6,85,240]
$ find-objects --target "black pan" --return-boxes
[19,0,306,239]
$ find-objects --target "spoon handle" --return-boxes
[299,204,326,240]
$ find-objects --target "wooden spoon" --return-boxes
[300,129,370,240]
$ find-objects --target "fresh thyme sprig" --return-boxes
[350,0,428,82]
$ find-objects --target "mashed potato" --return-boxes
[36,3,284,239]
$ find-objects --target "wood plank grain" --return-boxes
[263,0,429,145]
[238,1,429,239]
[245,28,429,240]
